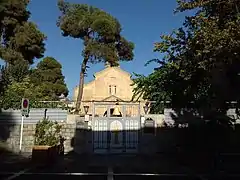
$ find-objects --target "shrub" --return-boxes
[34,118,62,146]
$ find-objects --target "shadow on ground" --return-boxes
[62,111,240,177]
[60,115,240,174]
[0,109,33,180]
[1,108,240,180]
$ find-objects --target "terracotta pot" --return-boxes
[32,144,61,164]
[32,145,51,164]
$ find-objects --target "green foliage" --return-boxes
[5,22,46,64]
[57,0,135,64]
[0,0,46,92]
[0,0,46,65]
[2,61,29,83]
[0,57,69,109]
[0,0,46,109]
[132,63,174,113]
[0,0,30,41]
[0,1,68,109]
[57,0,134,110]
[133,0,240,119]
[30,57,69,100]
[34,118,62,146]
[0,76,36,109]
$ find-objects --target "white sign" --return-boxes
[21,98,29,116]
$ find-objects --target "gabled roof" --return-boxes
[102,95,124,102]
[74,66,132,88]
[94,66,131,79]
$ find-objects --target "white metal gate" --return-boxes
[92,102,141,154]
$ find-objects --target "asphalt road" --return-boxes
[2,165,240,180]
[1,154,240,180]
[12,175,202,180]
[9,174,108,180]
[4,173,240,180]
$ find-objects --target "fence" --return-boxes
[0,100,71,110]
[0,108,68,124]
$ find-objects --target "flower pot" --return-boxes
[32,145,51,164]
[48,145,59,163]
[32,145,62,164]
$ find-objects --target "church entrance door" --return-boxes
[92,102,140,154]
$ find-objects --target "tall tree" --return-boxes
[0,57,68,108]
[30,57,69,101]
[57,0,134,111]
[133,0,240,123]
[0,0,46,82]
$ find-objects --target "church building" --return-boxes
[73,64,146,116]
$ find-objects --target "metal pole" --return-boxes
[19,115,24,153]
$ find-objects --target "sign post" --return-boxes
[19,98,29,153]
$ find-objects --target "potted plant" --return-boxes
[32,117,62,164]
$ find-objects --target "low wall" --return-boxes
[1,119,232,155]
[0,108,68,124]
[1,123,76,153]
[4,108,238,155]
[144,114,164,127]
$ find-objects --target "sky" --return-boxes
[2,0,192,99]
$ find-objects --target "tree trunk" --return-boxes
[76,57,88,112]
